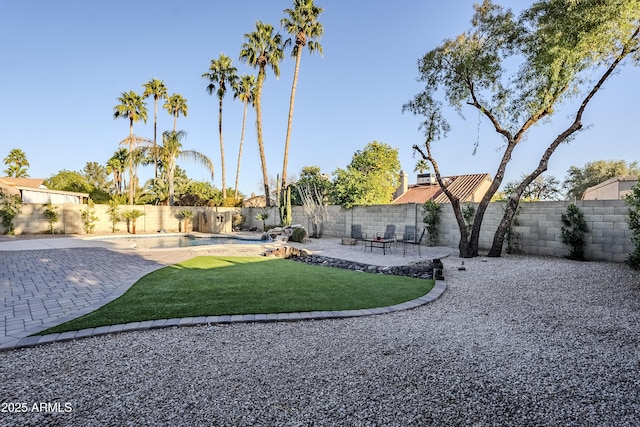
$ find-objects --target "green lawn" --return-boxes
[39,256,434,334]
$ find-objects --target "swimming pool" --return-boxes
[92,234,265,249]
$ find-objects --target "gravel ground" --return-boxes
[1,255,639,426]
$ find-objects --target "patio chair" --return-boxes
[350,224,367,249]
[401,225,416,242]
[382,224,397,251]
[382,224,396,240]
[402,227,425,257]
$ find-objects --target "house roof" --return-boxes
[393,173,491,204]
[0,177,89,201]
[243,194,276,208]
[392,184,442,204]
[0,177,45,188]
[583,175,638,193]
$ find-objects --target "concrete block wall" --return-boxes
[3,200,634,262]
[2,204,241,236]
[276,200,635,262]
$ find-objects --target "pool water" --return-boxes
[97,235,264,249]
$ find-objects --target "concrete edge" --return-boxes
[0,280,447,352]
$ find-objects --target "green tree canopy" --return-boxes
[331,141,401,208]
[563,160,640,200]
[404,0,640,257]
[45,170,93,194]
[502,174,562,201]
[45,167,110,203]
[291,165,332,206]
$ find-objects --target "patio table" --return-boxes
[363,238,394,255]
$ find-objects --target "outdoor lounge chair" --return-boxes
[402,227,425,257]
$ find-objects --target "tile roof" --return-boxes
[393,173,491,204]
[0,177,45,188]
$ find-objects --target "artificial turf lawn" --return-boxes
[38,256,434,334]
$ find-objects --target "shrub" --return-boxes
[289,227,307,243]
[107,200,121,233]
[43,201,60,234]
[0,190,22,235]
[123,209,144,234]
[422,200,441,246]
[255,209,270,231]
[561,203,589,261]
[624,182,640,270]
[80,199,99,234]
[178,210,194,232]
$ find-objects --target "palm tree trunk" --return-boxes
[219,97,227,200]
[234,100,249,200]
[255,69,270,207]
[173,111,177,132]
[281,47,302,192]
[128,120,134,206]
[168,163,175,206]
[153,98,158,179]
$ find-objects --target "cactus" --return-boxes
[280,186,292,226]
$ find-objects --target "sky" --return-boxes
[1,0,638,198]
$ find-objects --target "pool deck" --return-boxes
[0,233,453,351]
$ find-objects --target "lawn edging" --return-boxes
[2,280,447,352]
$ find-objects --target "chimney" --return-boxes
[395,170,408,198]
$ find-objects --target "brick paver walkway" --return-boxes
[0,247,194,349]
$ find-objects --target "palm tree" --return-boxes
[3,148,30,177]
[232,74,256,200]
[239,21,285,207]
[160,130,214,206]
[202,54,239,201]
[106,148,128,195]
[280,0,324,191]
[142,79,168,179]
[142,177,170,205]
[113,90,148,205]
[414,158,430,174]
[163,94,188,132]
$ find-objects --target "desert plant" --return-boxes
[255,209,270,231]
[295,182,328,238]
[279,185,292,226]
[80,199,99,234]
[43,201,60,234]
[123,209,144,234]
[422,200,441,246]
[107,200,121,233]
[624,182,640,269]
[289,227,307,243]
[0,190,22,235]
[561,203,589,261]
[179,209,194,232]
